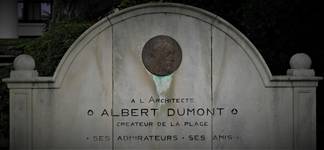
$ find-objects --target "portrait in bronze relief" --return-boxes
[142,35,182,76]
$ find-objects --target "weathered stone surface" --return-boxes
[3,3,322,150]
[287,53,315,77]
[289,53,312,69]
[13,54,35,70]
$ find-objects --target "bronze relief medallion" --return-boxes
[142,35,182,76]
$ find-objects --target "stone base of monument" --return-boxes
[2,3,322,150]
[287,69,315,76]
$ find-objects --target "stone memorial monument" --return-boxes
[3,3,322,150]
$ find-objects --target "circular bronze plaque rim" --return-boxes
[142,35,182,76]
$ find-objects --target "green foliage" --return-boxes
[18,21,92,76]
[52,0,114,22]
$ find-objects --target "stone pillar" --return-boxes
[6,55,37,150]
[0,0,18,39]
[287,53,318,150]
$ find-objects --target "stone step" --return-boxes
[0,55,15,64]
[0,39,23,56]
[0,46,22,68]
[0,47,18,67]
[0,63,12,67]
